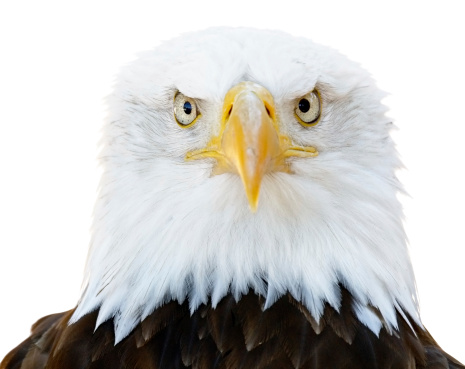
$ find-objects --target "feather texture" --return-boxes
[2,28,463,368]
[2,287,462,369]
[70,28,420,342]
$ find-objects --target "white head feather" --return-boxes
[70,28,420,343]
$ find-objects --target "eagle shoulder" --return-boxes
[2,288,462,369]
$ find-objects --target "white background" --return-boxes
[1,0,464,364]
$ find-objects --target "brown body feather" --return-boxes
[1,288,463,369]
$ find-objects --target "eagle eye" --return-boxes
[295,90,321,126]
[174,92,200,127]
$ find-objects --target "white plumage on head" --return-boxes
[71,28,419,343]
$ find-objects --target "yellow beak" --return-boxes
[186,82,318,212]
[220,82,283,210]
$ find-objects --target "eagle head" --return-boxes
[71,28,419,343]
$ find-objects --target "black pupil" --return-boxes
[299,99,310,113]
[183,101,192,115]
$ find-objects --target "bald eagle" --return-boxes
[1,28,463,369]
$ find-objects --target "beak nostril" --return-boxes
[227,105,233,118]
[265,105,271,118]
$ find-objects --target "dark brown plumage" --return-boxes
[1,287,463,369]
[2,28,464,369]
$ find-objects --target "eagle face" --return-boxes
[72,28,418,343]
